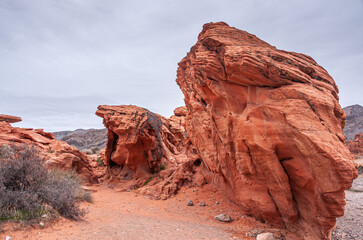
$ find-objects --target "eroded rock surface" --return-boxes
[0,114,22,123]
[0,121,98,183]
[96,105,202,199]
[176,22,357,239]
[346,133,363,158]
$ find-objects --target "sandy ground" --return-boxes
[332,170,363,240]
[0,184,293,240]
[3,172,361,240]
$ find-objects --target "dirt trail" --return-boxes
[1,176,362,240]
[332,171,363,240]
[1,184,292,240]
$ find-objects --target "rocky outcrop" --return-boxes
[53,128,107,152]
[346,133,363,157]
[343,104,363,140]
[176,22,357,239]
[0,121,98,183]
[0,114,22,123]
[96,105,202,199]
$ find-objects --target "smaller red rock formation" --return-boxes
[0,114,22,123]
[346,133,363,157]
[96,105,202,199]
[0,121,98,183]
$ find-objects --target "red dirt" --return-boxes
[0,184,297,240]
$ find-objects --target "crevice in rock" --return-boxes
[193,158,201,166]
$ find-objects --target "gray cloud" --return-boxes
[1,0,362,131]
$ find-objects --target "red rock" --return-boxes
[346,133,363,157]
[90,162,98,168]
[176,22,357,239]
[96,105,201,199]
[0,114,22,123]
[0,122,97,183]
[173,106,187,116]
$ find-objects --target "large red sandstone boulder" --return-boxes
[96,105,202,199]
[176,22,357,240]
[0,121,98,183]
[346,133,363,157]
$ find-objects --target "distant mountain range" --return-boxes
[53,128,107,152]
[343,104,363,141]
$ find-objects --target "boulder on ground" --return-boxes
[96,105,202,199]
[176,22,357,239]
[0,121,98,183]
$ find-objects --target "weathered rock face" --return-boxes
[96,105,201,199]
[0,114,22,123]
[176,22,357,239]
[346,133,363,157]
[0,121,98,183]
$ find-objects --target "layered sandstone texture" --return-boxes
[0,120,98,183]
[96,105,202,199]
[176,22,357,239]
[346,133,363,157]
[0,114,22,123]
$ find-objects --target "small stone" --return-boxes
[214,214,233,222]
[246,229,264,237]
[6,236,11,240]
[187,200,194,206]
[41,214,48,218]
[199,201,206,206]
[192,189,197,192]
[90,162,98,168]
[126,189,130,192]
[256,232,275,240]
[39,221,45,227]
[216,201,220,205]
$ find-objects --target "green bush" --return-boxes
[0,144,90,222]
[96,157,105,167]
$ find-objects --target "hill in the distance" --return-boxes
[53,128,107,152]
[343,104,363,141]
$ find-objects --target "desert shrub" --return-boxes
[0,144,89,222]
[76,188,93,203]
[39,169,86,219]
[96,157,105,167]
[0,145,47,220]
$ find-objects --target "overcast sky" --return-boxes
[1,0,362,132]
